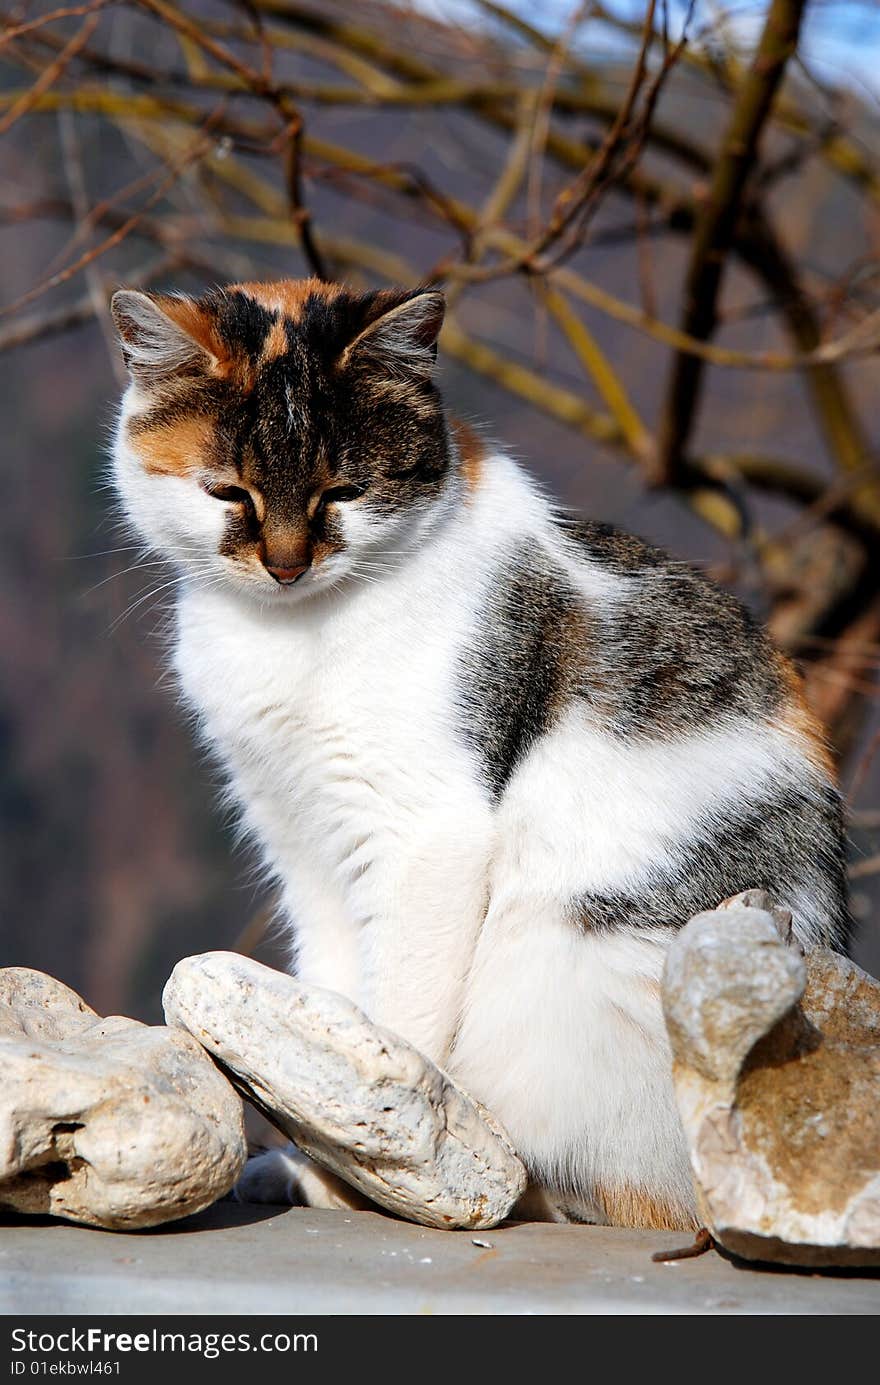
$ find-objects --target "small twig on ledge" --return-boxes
[651,1227,715,1262]
[231,901,275,958]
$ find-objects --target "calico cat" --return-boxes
[110,279,848,1229]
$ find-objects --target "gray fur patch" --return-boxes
[456,548,586,799]
[559,518,784,737]
[574,781,849,949]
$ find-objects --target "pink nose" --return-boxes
[266,563,309,585]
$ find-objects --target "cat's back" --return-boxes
[456,494,848,948]
[457,499,819,788]
[556,517,791,740]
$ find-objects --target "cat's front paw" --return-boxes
[234,1147,305,1206]
[235,1144,373,1212]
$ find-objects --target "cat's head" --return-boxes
[110,279,452,601]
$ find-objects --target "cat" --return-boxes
[110,278,849,1229]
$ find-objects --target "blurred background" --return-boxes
[1,0,879,1021]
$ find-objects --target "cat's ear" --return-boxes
[340,290,445,382]
[110,290,222,384]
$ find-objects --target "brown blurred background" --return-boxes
[1,0,879,1020]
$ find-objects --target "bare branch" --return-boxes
[656,0,809,483]
[0,6,103,138]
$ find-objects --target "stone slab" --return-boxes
[163,952,525,1229]
[1,1205,878,1316]
[0,968,246,1230]
[663,898,880,1265]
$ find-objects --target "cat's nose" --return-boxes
[266,562,309,585]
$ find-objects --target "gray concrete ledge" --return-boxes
[2,1204,879,1315]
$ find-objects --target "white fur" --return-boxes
[113,418,824,1223]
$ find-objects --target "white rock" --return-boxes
[0,968,247,1230]
[163,952,527,1230]
[663,895,880,1267]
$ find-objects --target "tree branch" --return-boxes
[656,0,808,484]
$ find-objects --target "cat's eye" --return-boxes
[318,484,364,509]
[203,482,256,518]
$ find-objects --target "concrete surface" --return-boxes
[1,1203,879,1315]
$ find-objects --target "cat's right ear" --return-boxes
[339,290,445,383]
[110,290,222,385]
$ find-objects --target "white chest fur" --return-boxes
[177,564,477,856]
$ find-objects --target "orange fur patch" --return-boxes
[261,317,290,363]
[450,417,486,497]
[592,1183,698,1232]
[158,298,226,364]
[773,651,837,781]
[129,414,215,477]
[305,480,337,524]
[233,278,341,322]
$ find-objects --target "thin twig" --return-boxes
[57,107,126,383]
[0,110,225,319]
[651,1228,715,1262]
[656,0,809,483]
[0,0,114,49]
[0,252,178,352]
[0,7,103,138]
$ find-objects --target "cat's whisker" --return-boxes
[87,554,223,594]
[345,564,383,588]
[108,577,190,631]
[65,544,149,561]
[348,567,387,583]
[78,559,180,599]
[348,557,398,578]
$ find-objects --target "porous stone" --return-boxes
[163,952,527,1231]
[0,967,247,1230]
[663,891,880,1266]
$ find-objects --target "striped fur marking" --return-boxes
[232,277,342,322]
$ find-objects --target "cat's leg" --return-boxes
[352,804,493,1065]
[449,895,698,1231]
[280,867,363,998]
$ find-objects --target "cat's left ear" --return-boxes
[341,290,445,382]
[110,289,223,385]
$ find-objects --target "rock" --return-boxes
[663,893,880,1267]
[163,952,527,1230]
[0,968,247,1230]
